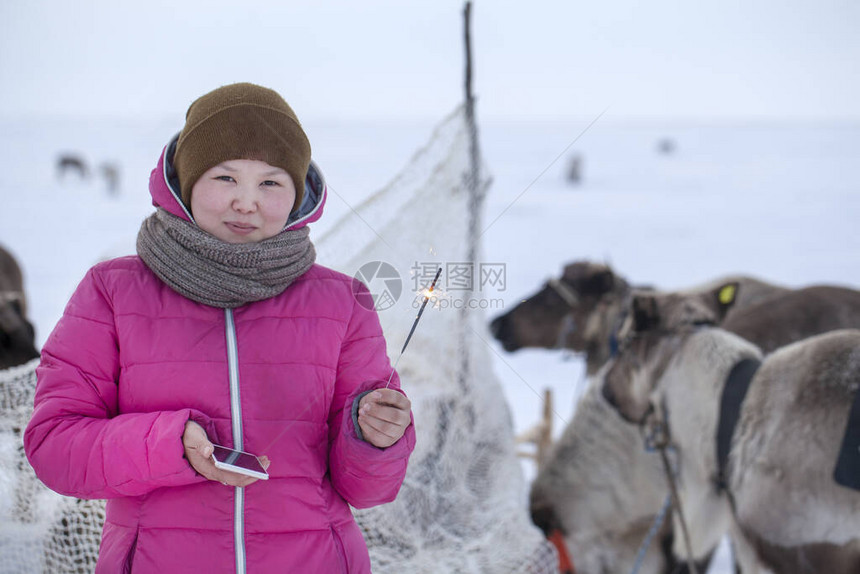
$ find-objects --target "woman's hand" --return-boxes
[182,420,270,487]
[357,389,412,448]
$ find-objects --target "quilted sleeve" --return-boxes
[23,265,214,499]
[327,282,416,509]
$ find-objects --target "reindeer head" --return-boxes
[490,262,628,369]
[602,283,739,423]
[0,292,39,369]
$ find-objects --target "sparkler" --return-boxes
[385,267,443,388]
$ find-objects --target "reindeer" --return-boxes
[518,262,860,573]
[490,261,787,375]
[530,379,688,574]
[99,162,121,196]
[566,154,583,184]
[56,154,89,180]
[601,285,860,573]
[0,245,39,370]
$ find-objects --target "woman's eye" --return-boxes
[215,175,234,182]
[261,180,280,187]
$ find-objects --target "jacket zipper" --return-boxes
[225,309,246,574]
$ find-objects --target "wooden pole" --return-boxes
[459,0,482,392]
[537,388,554,465]
[514,388,555,467]
[464,1,474,106]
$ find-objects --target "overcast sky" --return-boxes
[2,0,859,123]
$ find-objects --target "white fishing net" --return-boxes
[318,104,556,573]
[0,104,556,573]
[0,359,106,574]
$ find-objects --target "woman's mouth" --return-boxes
[225,221,257,234]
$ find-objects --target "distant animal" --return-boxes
[99,162,121,196]
[56,154,89,180]
[0,245,39,370]
[602,285,860,573]
[490,261,788,375]
[657,138,676,155]
[566,154,583,184]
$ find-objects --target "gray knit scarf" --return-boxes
[136,209,315,308]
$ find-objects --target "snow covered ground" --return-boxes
[1,113,858,573]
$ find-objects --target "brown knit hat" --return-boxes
[174,82,311,212]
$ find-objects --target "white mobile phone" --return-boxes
[211,444,269,480]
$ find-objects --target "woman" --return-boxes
[25,82,415,573]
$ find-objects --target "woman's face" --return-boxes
[190,159,296,244]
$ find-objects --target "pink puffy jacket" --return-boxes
[24,139,416,573]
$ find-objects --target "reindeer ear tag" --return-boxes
[718,284,737,306]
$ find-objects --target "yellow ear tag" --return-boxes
[718,284,736,305]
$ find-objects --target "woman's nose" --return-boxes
[231,186,258,212]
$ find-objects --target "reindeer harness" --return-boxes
[715,357,761,492]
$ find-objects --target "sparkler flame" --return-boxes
[385,267,442,388]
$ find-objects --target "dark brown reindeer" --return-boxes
[601,285,860,573]
[0,245,39,370]
[490,261,787,375]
